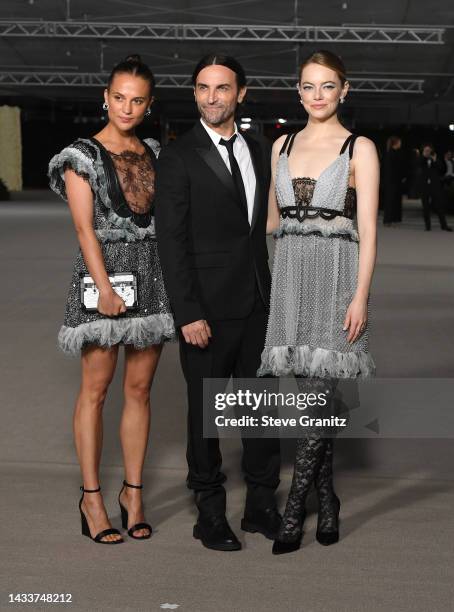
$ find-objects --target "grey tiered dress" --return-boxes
[258,133,375,379]
[48,137,175,355]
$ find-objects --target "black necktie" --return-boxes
[219,134,248,217]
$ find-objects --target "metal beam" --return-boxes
[0,21,445,44]
[0,71,425,93]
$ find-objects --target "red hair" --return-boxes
[300,50,347,86]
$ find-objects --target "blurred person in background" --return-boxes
[407,147,422,200]
[443,150,454,186]
[443,151,454,213]
[383,136,405,226]
[420,144,452,231]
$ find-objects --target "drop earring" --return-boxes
[339,97,345,105]
[102,102,109,110]
[145,108,151,116]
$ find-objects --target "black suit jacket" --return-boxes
[154,121,271,328]
[420,156,446,195]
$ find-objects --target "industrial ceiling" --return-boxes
[0,0,454,126]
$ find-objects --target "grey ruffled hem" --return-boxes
[95,225,156,243]
[58,313,176,356]
[273,223,359,242]
[257,345,375,379]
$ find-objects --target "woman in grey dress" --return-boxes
[49,55,175,544]
[258,50,379,554]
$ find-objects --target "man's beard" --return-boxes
[198,103,235,127]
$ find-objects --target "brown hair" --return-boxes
[299,50,347,85]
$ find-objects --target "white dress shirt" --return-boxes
[200,119,257,225]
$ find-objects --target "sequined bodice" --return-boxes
[108,149,155,215]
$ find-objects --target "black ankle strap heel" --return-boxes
[80,486,101,493]
[118,480,152,540]
[123,481,143,489]
[79,485,123,545]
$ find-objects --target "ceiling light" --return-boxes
[278,118,287,124]
[449,124,454,131]
[241,117,252,122]
[240,123,251,130]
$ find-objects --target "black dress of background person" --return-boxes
[420,144,452,231]
[383,136,405,225]
[154,55,281,551]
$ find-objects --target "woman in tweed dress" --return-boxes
[49,56,174,544]
[259,51,379,554]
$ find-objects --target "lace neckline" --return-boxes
[108,149,147,159]
[89,136,155,227]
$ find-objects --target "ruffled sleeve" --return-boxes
[48,139,99,201]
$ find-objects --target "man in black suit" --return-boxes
[420,144,452,231]
[154,54,280,551]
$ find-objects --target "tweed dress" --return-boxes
[48,137,175,355]
[258,133,375,379]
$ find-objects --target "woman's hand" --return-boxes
[343,296,368,344]
[97,289,127,317]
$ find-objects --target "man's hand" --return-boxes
[181,319,212,348]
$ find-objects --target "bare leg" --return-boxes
[74,344,122,543]
[119,344,163,537]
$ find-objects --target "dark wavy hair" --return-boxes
[192,53,247,89]
[107,54,155,94]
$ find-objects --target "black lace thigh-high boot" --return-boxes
[314,438,340,545]
[272,434,327,555]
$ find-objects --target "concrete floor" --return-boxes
[0,193,453,612]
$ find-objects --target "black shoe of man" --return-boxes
[193,515,242,551]
[241,506,282,540]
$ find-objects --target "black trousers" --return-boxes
[383,182,402,224]
[421,189,449,230]
[179,289,280,517]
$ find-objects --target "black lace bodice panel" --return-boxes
[281,177,357,222]
[108,149,155,215]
